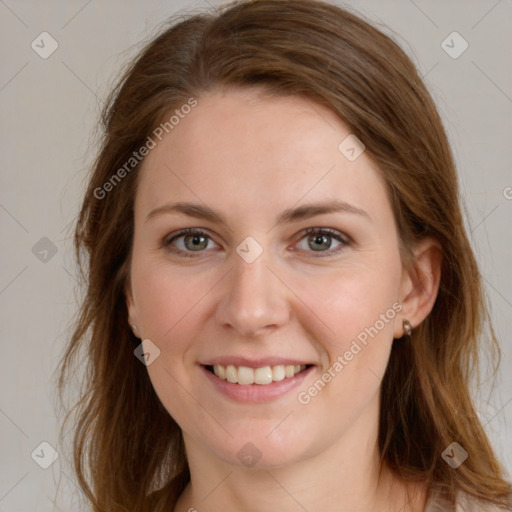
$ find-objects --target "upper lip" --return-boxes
[201,356,314,368]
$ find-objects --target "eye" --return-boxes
[163,228,218,257]
[294,227,350,256]
[162,227,351,258]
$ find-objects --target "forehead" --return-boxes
[135,87,389,225]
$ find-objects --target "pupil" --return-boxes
[188,235,206,250]
[311,234,330,251]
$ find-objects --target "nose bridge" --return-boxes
[215,248,289,336]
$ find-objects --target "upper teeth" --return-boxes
[213,364,306,385]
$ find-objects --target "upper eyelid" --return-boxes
[164,228,215,244]
[303,227,351,243]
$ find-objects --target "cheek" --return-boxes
[130,259,211,426]
[291,268,400,437]
[131,258,210,349]
[296,262,401,352]
[290,255,402,414]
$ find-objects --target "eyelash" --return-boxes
[162,227,351,258]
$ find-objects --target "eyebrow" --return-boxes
[145,199,370,226]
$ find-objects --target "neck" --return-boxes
[173,398,427,512]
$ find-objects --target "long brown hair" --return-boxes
[58,1,512,510]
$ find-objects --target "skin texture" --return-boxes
[126,87,441,512]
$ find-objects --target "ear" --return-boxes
[395,237,442,338]
[125,278,139,334]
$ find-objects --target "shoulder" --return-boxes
[426,490,510,512]
[455,491,510,512]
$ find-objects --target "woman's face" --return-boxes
[127,87,409,468]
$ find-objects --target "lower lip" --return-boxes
[200,365,315,403]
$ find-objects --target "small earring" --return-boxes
[131,325,137,332]
[402,319,412,337]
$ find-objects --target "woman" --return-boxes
[58,1,512,510]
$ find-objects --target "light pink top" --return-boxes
[425,490,509,511]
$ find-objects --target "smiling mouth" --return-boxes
[204,364,312,385]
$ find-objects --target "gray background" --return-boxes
[0,1,511,510]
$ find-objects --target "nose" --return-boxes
[215,252,290,338]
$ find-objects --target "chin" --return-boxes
[206,426,317,470]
